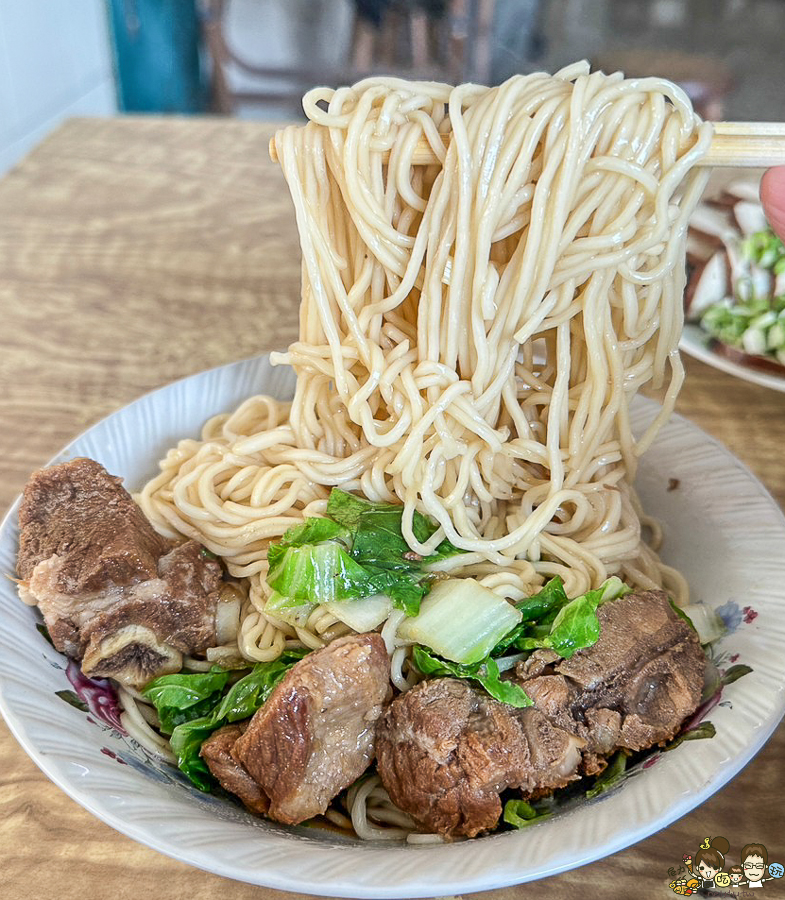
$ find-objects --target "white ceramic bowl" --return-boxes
[1,354,784,898]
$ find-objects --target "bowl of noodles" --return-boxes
[2,65,785,895]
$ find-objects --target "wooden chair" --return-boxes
[202,0,497,115]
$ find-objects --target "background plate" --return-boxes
[680,322,785,393]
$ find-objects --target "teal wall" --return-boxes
[108,0,207,113]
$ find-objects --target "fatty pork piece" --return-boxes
[199,724,270,816]
[375,590,705,838]
[201,633,391,825]
[17,457,224,688]
[517,590,706,762]
[375,678,585,838]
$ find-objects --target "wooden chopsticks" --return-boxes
[701,122,785,167]
[269,122,785,168]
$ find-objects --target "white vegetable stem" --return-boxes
[398,578,522,665]
[681,602,725,645]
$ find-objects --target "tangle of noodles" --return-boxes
[132,63,711,839]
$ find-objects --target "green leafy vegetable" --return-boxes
[212,649,309,721]
[325,489,387,530]
[669,598,696,630]
[168,715,217,791]
[263,591,315,624]
[266,488,464,616]
[679,602,724,644]
[585,751,629,799]
[496,576,631,660]
[327,489,451,549]
[399,578,523,664]
[411,645,533,708]
[277,516,351,548]
[36,622,55,647]
[142,667,230,734]
[349,509,423,571]
[543,594,603,658]
[267,551,428,618]
[55,689,89,712]
[515,576,569,622]
[503,798,552,828]
[147,650,310,790]
[323,594,392,632]
[352,510,460,570]
[492,577,569,655]
[407,577,632,708]
[477,658,533,707]
[267,542,372,603]
[545,578,630,658]
[384,577,428,617]
[329,488,462,572]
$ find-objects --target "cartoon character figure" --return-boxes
[670,855,700,895]
[728,864,745,887]
[685,836,730,890]
[669,876,701,895]
[742,843,771,888]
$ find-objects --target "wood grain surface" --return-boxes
[1,117,784,900]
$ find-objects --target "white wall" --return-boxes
[0,0,117,175]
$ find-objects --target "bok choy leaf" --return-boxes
[267,542,372,603]
[398,578,522,664]
[265,489,464,616]
[411,646,533,708]
[212,649,310,721]
[141,666,230,735]
[277,516,352,549]
[407,577,633,709]
[491,577,569,655]
[501,577,631,659]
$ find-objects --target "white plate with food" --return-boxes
[3,68,785,897]
[1,353,785,897]
[680,322,785,392]
[681,174,785,392]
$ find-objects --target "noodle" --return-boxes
[117,686,178,764]
[347,774,416,840]
[132,63,711,836]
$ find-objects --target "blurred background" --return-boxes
[0,0,783,176]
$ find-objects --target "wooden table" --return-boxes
[1,117,784,900]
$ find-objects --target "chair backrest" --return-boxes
[202,0,500,115]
